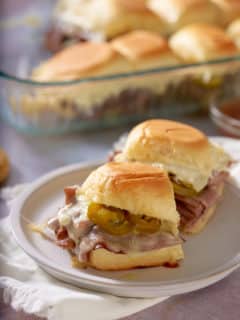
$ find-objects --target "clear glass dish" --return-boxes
[1,0,240,135]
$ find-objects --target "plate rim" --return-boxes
[10,154,240,291]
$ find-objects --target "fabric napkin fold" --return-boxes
[1,136,240,320]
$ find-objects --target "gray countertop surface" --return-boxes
[1,116,240,320]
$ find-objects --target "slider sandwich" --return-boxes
[113,119,231,234]
[52,0,166,43]
[169,23,238,63]
[227,18,240,49]
[169,23,239,89]
[148,0,221,33]
[32,42,130,82]
[111,30,180,71]
[211,0,240,25]
[39,162,184,270]
[33,31,179,82]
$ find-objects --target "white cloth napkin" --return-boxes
[1,137,240,320]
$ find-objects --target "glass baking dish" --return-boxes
[1,0,240,135]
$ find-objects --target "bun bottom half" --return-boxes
[182,183,224,235]
[89,245,184,271]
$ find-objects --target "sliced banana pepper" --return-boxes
[172,181,199,197]
[87,203,162,235]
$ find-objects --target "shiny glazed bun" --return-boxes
[148,0,221,31]
[80,161,180,226]
[169,23,238,62]
[227,18,240,49]
[111,30,179,68]
[32,42,131,81]
[118,119,230,191]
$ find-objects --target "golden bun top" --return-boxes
[169,23,238,62]
[32,42,117,81]
[123,119,208,160]
[124,118,208,146]
[148,0,221,32]
[32,30,179,81]
[54,0,166,40]
[115,0,149,13]
[148,0,218,23]
[111,30,170,60]
[212,0,240,23]
[227,18,240,48]
[118,119,230,192]
[80,162,180,227]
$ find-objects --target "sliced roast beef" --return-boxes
[176,171,228,229]
[64,186,77,205]
[209,171,228,185]
[47,214,181,262]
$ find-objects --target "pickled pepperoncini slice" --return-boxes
[87,203,132,235]
[172,181,198,197]
[130,215,161,234]
[87,203,162,235]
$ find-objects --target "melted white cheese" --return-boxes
[58,195,89,227]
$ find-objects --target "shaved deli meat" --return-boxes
[64,186,77,205]
[176,171,228,229]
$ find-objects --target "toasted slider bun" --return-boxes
[115,0,148,12]
[211,0,240,24]
[111,30,180,69]
[89,245,183,270]
[114,1,168,36]
[169,23,238,62]
[32,42,130,81]
[227,18,240,49]
[183,183,224,234]
[148,0,221,32]
[117,119,230,192]
[54,0,167,40]
[80,162,180,229]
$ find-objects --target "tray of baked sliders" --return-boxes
[1,0,240,134]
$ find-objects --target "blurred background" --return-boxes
[1,0,240,194]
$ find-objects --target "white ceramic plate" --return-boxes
[10,160,240,298]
